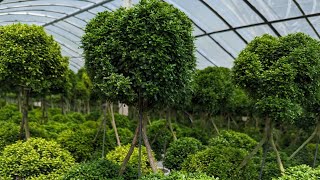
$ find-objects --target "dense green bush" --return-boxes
[28,108,43,123]
[112,113,135,131]
[57,128,96,162]
[29,122,49,139]
[0,121,19,151]
[0,104,21,123]
[106,144,155,175]
[147,120,178,159]
[275,164,320,180]
[51,114,69,123]
[67,112,85,123]
[181,145,257,180]
[141,171,217,180]
[107,128,133,148]
[292,143,320,166]
[63,159,136,180]
[43,121,76,139]
[48,108,61,117]
[85,110,101,121]
[0,138,75,179]
[177,124,211,145]
[208,130,258,152]
[164,137,203,170]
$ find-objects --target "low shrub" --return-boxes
[275,164,320,180]
[164,137,203,170]
[141,171,217,180]
[0,121,19,151]
[63,159,136,180]
[0,104,21,124]
[0,138,75,179]
[106,144,155,175]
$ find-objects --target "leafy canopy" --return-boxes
[82,0,196,109]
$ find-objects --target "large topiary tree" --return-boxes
[82,0,195,176]
[232,33,320,175]
[0,23,69,139]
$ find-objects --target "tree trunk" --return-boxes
[109,102,121,146]
[19,88,30,140]
[210,117,220,135]
[259,142,269,180]
[289,123,318,159]
[142,112,157,173]
[270,131,285,174]
[86,99,90,114]
[238,117,271,170]
[167,108,177,141]
[313,135,320,168]
[119,124,139,175]
[102,104,107,158]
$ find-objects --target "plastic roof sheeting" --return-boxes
[1,0,320,71]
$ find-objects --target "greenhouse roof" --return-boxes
[0,0,319,71]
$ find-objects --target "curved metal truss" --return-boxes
[1,0,320,71]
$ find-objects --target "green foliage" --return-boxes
[63,159,136,180]
[177,125,211,145]
[51,114,69,123]
[0,121,19,151]
[29,122,49,139]
[67,112,85,123]
[147,120,178,159]
[85,110,101,121]
[193,67,234,115]
[57,127,96,162]
[106,128,133,148]
[0,104,21,123]
[233,33,320,122]
[141,171,217,180]
[0,138,75,179]
[48,108,62,117]
[43,121,76,139]
[28,108,43,123]
[275,165,320,180]
[208,130,258,152]
[164,137,203,170]
[106,144,155,175]
[111,113,135,130]
[0,23,68,93]
[181,145,257,180]
[292,143,320,166]
[82,0,196,108]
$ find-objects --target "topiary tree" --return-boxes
[0,23,69,139]
[192,66,235,134]
[106,144,155,175]
[82,0,195,176]
[164,137,203,170]
[0,138,75,179]
[63,159,136,180]
[232,33,320,174]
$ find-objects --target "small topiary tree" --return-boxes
[232,33,320,174]
[63,159,136,180]
[106,144,155,175]
[181,145,257,180]
[0,23,69,139]
[164,137,203,170]
[82,0,196,176]
[0,138,75,179]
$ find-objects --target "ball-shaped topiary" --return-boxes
[63,159,136,180]
[106,144,155,175]
[208,130,258,152]
[275,164,320,180]
[0,121,19,151]
[181,145,257,180]
[0,138,75,179]
[164,137,203,170]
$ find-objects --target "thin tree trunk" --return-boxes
[270,132,285,174]
[313,135,320,168]
[238,117,271,170]
[20,88,30,140]
[87,100,90,114]
[142,112,157,173]
[167,108,177,141]
[109,102,121,146]
[119,124,139,175]
[210,117,220,135]
[289,125,318,159]
[18,89,22,113]
[93,116,104,143]
[227,115,230,130]
[102,105,107,158]
[259,143,269,180]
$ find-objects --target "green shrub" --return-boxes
[28,108,43,123]
[0,121,19,151]
[112,113,135,130]
[209,130,258,152]
[0,138,75,179]
[43,121,76,139]
[164,137,203,170]
[181,145,257,180]
[29,122,49,139]
[107,128,134,148]
[67,112,85,123]
[0,104,21,123]
[147,120,178,159]
[242,127,262,142]
[57,128,96,162]
[63,159,136,180]
[275,164,320,180]
[48,108,61,117]
[85,110,101,121]
[106,144,155,175]
[177,125,211,145]
[141,171,217,180]
[292,143,320,166]
[51,114,69,123]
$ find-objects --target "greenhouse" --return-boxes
[0,0,320,179]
